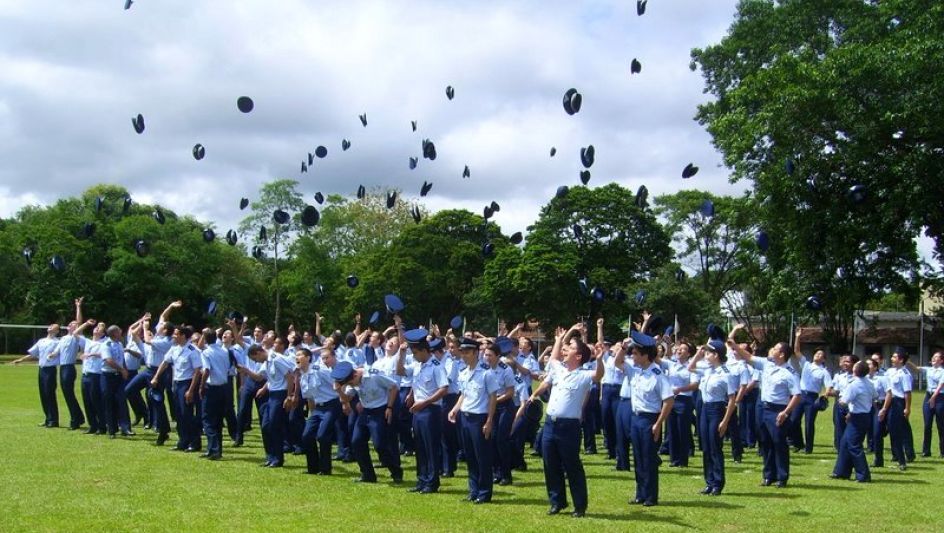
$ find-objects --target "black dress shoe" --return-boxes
[761,479,773,486]
[419,487,437,494]
[828,473,840,479]
[775,481,788,488]
[84,429,97,435]
[184,447,198,453]
[266,462,283,468]
[462,496,475,502]
[260,461,273,467]
[155,434,168,446]
[473,498,489,505]
[408,487,422,493]
[207,454,222,461]
[354,476,377,483]
[643,501,657,507]
[629,498,644,505]
[547,505,565,515]
[709,489,722,496]
[572,510,585,518]
[700,486,713,495]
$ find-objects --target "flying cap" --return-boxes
[341,139,351,151]
[580,145,595,168]
[346,275,359,288]
[301,205,320,227]
[463,165,470,179]
[556,185,569,199]
[591,286,605,303]
[225,230,238,246]
[635,185,649,208]
[359,113,367,127]
[252,246,264,259]
[202,228,215,243]
[806,295,823,311]
[562,88,582,115]
[273,209,290,224]
[630,58,642,74]
[420,181,433,197]
[449,315,464,330]
[494,336,515,356]
[699,199,715,218]
[510,232,523,245]
[152,208,165,225]
[682,163,699,179]
[207,299,218,315]
[134,239,149,257]
[386,191,397,209]
[132,114,145,134]
[409,157,418,170]
[580,170,591,185]
[707,323,725,340]
[756,231,770,252]
[314,192,324,204]
[192,144,206,161]
[550,147,557,157]
[49,254,65,271]
[236,96,254,113]
[357,185,366,199]
[368,311,380,325]
[636,0,647,15]
[315,145,327,159]
[384,294,405,313]
[445,85,455,100]
[410,205,422,223]
[240,198,249,210]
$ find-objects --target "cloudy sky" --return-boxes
[0,0,761,240]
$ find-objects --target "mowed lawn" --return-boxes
[1,365,941,533]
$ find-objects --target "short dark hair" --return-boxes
[345,332,357,348]
[520,336,533,350]
[174,325,193,339]
[297,347,312,361]
[853,361,868,377]
[202,328,217,345]
[574,338,592,365]
[248,344,266,358]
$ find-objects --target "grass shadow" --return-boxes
[658,499,744,510]
[590,511,694,527]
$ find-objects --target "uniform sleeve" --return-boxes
[28,340,41,358]
[839,384,853,405]
[787,372,800,396]
[726,374,738,396]
[200,350,211,370]
[657,374,673,401]
[485,372,501,395]
[739,367,751,387]
[903,372,913,393]
[102,342,114,362]
[432,365,449,389]
[822,370,833,389]
[376,373,397,391]
[275,357,293,376]
[191,350,203,369]
[748,357,767,371]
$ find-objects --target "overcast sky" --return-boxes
[0,0,934,262]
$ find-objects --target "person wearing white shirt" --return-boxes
[917,351,944,458]
[831,361,876,482]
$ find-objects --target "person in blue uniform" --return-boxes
[79,322,106,435]
[791,328,833,453]
[453,336,499,503]
[52,297,88,430]
[433,337,461,478]
[866,359,889,467]
[100,325,131,439]
[918,352,944,458]
[398,324,449,494]
[830,360,875,482]
[483,341,516,486]
[524,323,605,518]
[13,323,62,428]
[879,349,914,470]
[614,330,674,507]
[728,330,801,488]
[299,347,341,475]
[688,339,738,495]
[198,328,231,460]
[152,325,202,451]
[827,355,856,452]
[333,360,403,483]
[237,343,297,467]
[665,341,698,467]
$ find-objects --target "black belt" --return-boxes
[545,415,579,423]
[762,402,787,410]
[602,383,621,388]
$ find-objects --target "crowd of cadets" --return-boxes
[12,299,944,517]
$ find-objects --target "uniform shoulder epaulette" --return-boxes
[651,367,662,375]
[498,362,507,369]
[514,376,523,384]
[186,345,196,351]
[368,368,379,374]
[721,366,730,373]
[479,363,489,370]
[430,358,440,366]
[787,366,798,374]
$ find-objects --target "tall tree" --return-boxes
[238,179,306,334]
[690,0,935,350]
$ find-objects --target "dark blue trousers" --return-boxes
[888,397,909,466]
[352,405,402,480]
[39,366,59,426]
[725,407,743,461]
[740,388,758,447]
[236,377,264,440]
[833,401,849,451]
[261,390,288,464]
[302,399,340,474]
[492,403,515,482]
[59,364,84,428]
[700,402,727,491]
[871,404,887,466]
[125,368,154,427]
[461,412,494,501]
[172,379,200,449]
[631,412,661,504]
[202,385,226,455]
[668,395,694,466]
[833,412,870,481]
[80,373,103,432]
[441,393,460,475]
[615,398,633,470]
[795,392,820,453]
[286,399,305,453]
[398,387,415,454]
[509,412,527,470]
[922,395,944,456]
[542,416,587,511]
[224,376,239,441]
[412,404,443,491]
[581,385,601,452]
[601,384,621,457]
[100,373,124,435]
[335,397,352,460]
[124,370,147,424]
[759,403,790,482]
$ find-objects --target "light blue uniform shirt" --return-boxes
[355,370,398,409]
[165,344,201,382]
[200,344,230,386]
[748,358,800,404]
[225,344,246,377]
[700,366,738,403]
[81,338,103,374]
[399,351,416,388]
[724,360,751,388]
[410,357,449,405]
[149,334,173,368]
[618,360,638,398]
[458,364,500,414]
[840,377,877,414]
[601,352,624,385]
[488,362,517,406]
[799,358,832,393]
[306,362,339,404]
[666,360,698,397]
[515,352,541,387]
[374,354,402,386]
[626,363,673,414]
[832,371,853,394]
[887,367,913,398]
[28,337,59,368]
[263,354,295,392]
[101,339,126,374]
[442,353,460,395]
[919,367,944,393]
[56,334,82,365]
[124,334,144,371]
[544,360,595,419]
[868,374,889,403]
[339,347,366,368]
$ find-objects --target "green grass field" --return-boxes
[1,364,941,532]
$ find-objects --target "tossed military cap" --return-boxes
[420,181,433,197]
[132,114,145,134]
[359,113,367,127]
[192,144,206,160]
[331,361,355,382]
[409,157,418,170]
[682,163,699,179]
[49,254,65,271]
[806,295,823,311]
[591,286,605,303]
[152,208,165,225]
[510,232,523,245]
[314,192,324,204]
[494,336,515,356]
[756,231,770,252]
[341,139,351,151]
[225,229,238,246]
[236,96,254,113]
[315,145,327,159]
[630,58,642,74]
[240,198,249,210]
[482,242,495,257]
[207,299,218,315]
[636,0,647,16]
[386,191,397,209]
[368,311,381,325]
[700,199,715,218]
[445,86,455,100]
[410,205,422,223]
[463,165,471,179]
[449,315,463,330]
[580,145,595,168]
[634,289,647,305]
[273,209,290,224]
[346,275,359,288]
[635,185,648,208]
[357,185,366,199]
[580,170,591,185]
[404,328,430,345]
[385,294,405,313]
[202,228,215,243]
[562,88,582,115]
[707,323,725,340]
[550,147,557,157]
[301,205,320,227]
[134,239,149,257]
[556,185,569,199]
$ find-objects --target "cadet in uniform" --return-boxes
[300,347,341,475]
[153,325,202,451]
[333,360,403,483]
[728,333,801,487]
[525,323,605,518]
[827,355,856,451]
[791,329,833,453]
[101,325,130,438]
[866,359,889,467]
[879,349,913,470]
[918,352,943,457]
[198,328,230,460]
[398,326,449,494]
[237,343,296,467]
[665,341,698,467]
[483,341,516,486]
[52,298,88,430]
[453,336,499,503]
[831,361,875,482]
[689,339,738,495]
[14,324,62,428]
[432,337,460,478]
[79,322,105,435]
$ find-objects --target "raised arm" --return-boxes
[75,297,84,328]
[159,300,183,325]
